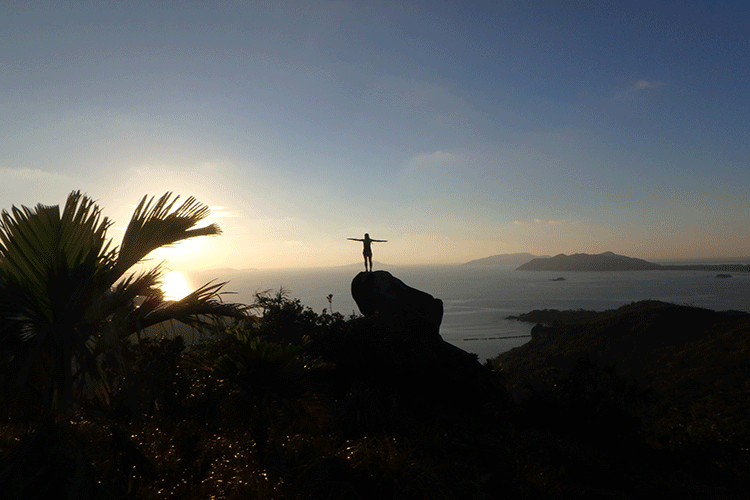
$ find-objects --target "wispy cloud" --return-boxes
[0,167,68,183]
[253,216,299,223]
[209,207,241,218]
[616,79,666,99]
[405,150,459,172]
[634,80,665,90]
[515,218,569,226]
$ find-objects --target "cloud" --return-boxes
[0,167,68,183]
[616,79,666,98]
[634,80,664,90]
[252,216,299,223]
[405,150,459,172]
[209,209,241,218]
[521,218,569,225]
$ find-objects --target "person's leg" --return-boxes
[367,255,373,271]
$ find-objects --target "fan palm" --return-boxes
[0,191,245,419]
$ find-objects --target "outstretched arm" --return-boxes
[347,238,364,241]
[371,239,387,242]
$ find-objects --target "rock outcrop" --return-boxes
[335,271,507,419]
[351,270,443,340]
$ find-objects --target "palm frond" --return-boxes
[0,192,116,324]
[131,280,246,334]
[106,265,165,309]
[117,193,220,272]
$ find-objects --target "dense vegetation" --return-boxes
[1,193,748,498]
[3,293,749,499]
[0,289,512,499]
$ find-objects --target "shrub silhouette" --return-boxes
[210,328,328,454]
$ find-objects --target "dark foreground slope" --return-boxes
[499,301,750,423]
[0,274,515,500]
[4,275,750,499]
[494,300,750,498]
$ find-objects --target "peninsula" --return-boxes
[516,251,750,272]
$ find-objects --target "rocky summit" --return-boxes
[344,270,505,415]
[350,270,444,338]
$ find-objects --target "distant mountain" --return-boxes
[516,251,662,271]
[463,253,550,266]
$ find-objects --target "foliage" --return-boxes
[0,191,245,419]
[210,327,328,453]
[246,288,349,344]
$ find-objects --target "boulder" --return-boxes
[342,271,509,422]
[350,270,443,339]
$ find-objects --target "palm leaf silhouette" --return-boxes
[0,191,245,419]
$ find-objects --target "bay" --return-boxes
[188,265,750,362]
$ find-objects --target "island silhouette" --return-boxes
[462,252,551,267]
[503,251,750,272]
[516,251,661,271]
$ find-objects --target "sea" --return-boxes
[188,265,750,362]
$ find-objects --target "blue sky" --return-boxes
[2,1,748,270]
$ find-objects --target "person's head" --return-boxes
[364,233,370,239]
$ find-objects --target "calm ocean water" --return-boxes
[189,265,750,362]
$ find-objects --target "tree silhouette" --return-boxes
[0,191,245,419]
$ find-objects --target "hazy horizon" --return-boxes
[3,2,748,271]
[189,252,750,274]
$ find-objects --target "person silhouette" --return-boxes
[347,233,387,272]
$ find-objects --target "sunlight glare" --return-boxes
[161,270,192,301]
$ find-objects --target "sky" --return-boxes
[2,0,749,271]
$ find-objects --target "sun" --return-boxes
[160,270,192,301]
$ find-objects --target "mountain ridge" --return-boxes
[462,253,551,266]
[516,251,661,271]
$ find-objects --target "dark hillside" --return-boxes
[489,301,750,498]
[497,300,750,443]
